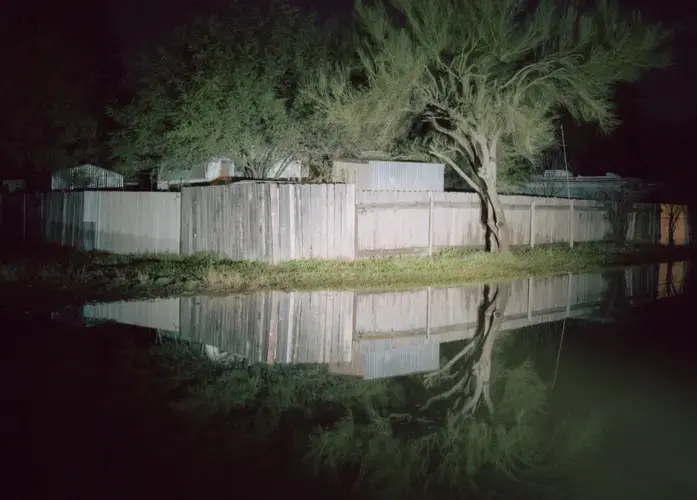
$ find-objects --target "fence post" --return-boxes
[529,198,536,248]
[428,191,434,256]
[569,199,574,248]
[270,183,280,264]
[566,272,573,316]
[426,286,432,340]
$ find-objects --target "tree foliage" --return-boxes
[109,0,347,180]
[310,0,670,250]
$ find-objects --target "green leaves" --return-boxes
[109,0,331,180]
[314,0,670,186]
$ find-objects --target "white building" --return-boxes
[156,157,308,190]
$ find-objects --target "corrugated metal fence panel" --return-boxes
[362,339,440,379]
[364,161,444,191]
[38,191,86,247]
[95,192,180,254]
[83,298,180,332]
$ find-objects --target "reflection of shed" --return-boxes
[332,159,444,191]
[328,339,440,379]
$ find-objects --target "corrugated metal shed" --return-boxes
[52,164,124,190]
[332,159,444,191]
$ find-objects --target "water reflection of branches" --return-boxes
[307,282,603,497]
[421,283,509,417]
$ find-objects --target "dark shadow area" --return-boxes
[6,319,367,500]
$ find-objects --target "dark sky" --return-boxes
[4,0,696,189]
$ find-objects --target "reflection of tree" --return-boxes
[419,283,510,417]
[594,184,646,245]
[664,204,685,246]
[306,283,603,497]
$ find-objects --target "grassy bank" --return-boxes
[0,242,693,297]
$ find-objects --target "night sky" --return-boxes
[3,0,696,195]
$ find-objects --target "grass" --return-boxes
[0,242,694,298]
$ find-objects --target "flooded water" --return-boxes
[13,260,696,499]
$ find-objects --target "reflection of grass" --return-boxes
[1,242,693,296]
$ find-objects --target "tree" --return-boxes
[310,0,670,251]
[109,0,344,181]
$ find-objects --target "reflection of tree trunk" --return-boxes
[421,282,511,416]
[665,260,678,297]
[667,206,677,246]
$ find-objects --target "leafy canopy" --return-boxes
[311,0,671,189]
[109,0,331,179]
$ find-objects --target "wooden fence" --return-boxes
[180,184,664,261]
[1,184,684,261]
[356,191,659,257]
[180,182,355,261]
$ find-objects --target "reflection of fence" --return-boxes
[2,184,684,260]
[82,264,681,379]
[660,204,690,246]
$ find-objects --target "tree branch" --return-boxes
[429,148,481,194]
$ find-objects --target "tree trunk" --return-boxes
[480,174,510,253]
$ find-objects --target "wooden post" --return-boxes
[352,185,358,261]
[286,292,296,363]
[288,185,296,259]
[269,183,280,264]
[426,286,432,341]
[569,199,575,248]
[529,198,536,248]
[566,272,573,316]
[427,192,433,256]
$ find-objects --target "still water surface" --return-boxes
[50,261,696,498]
